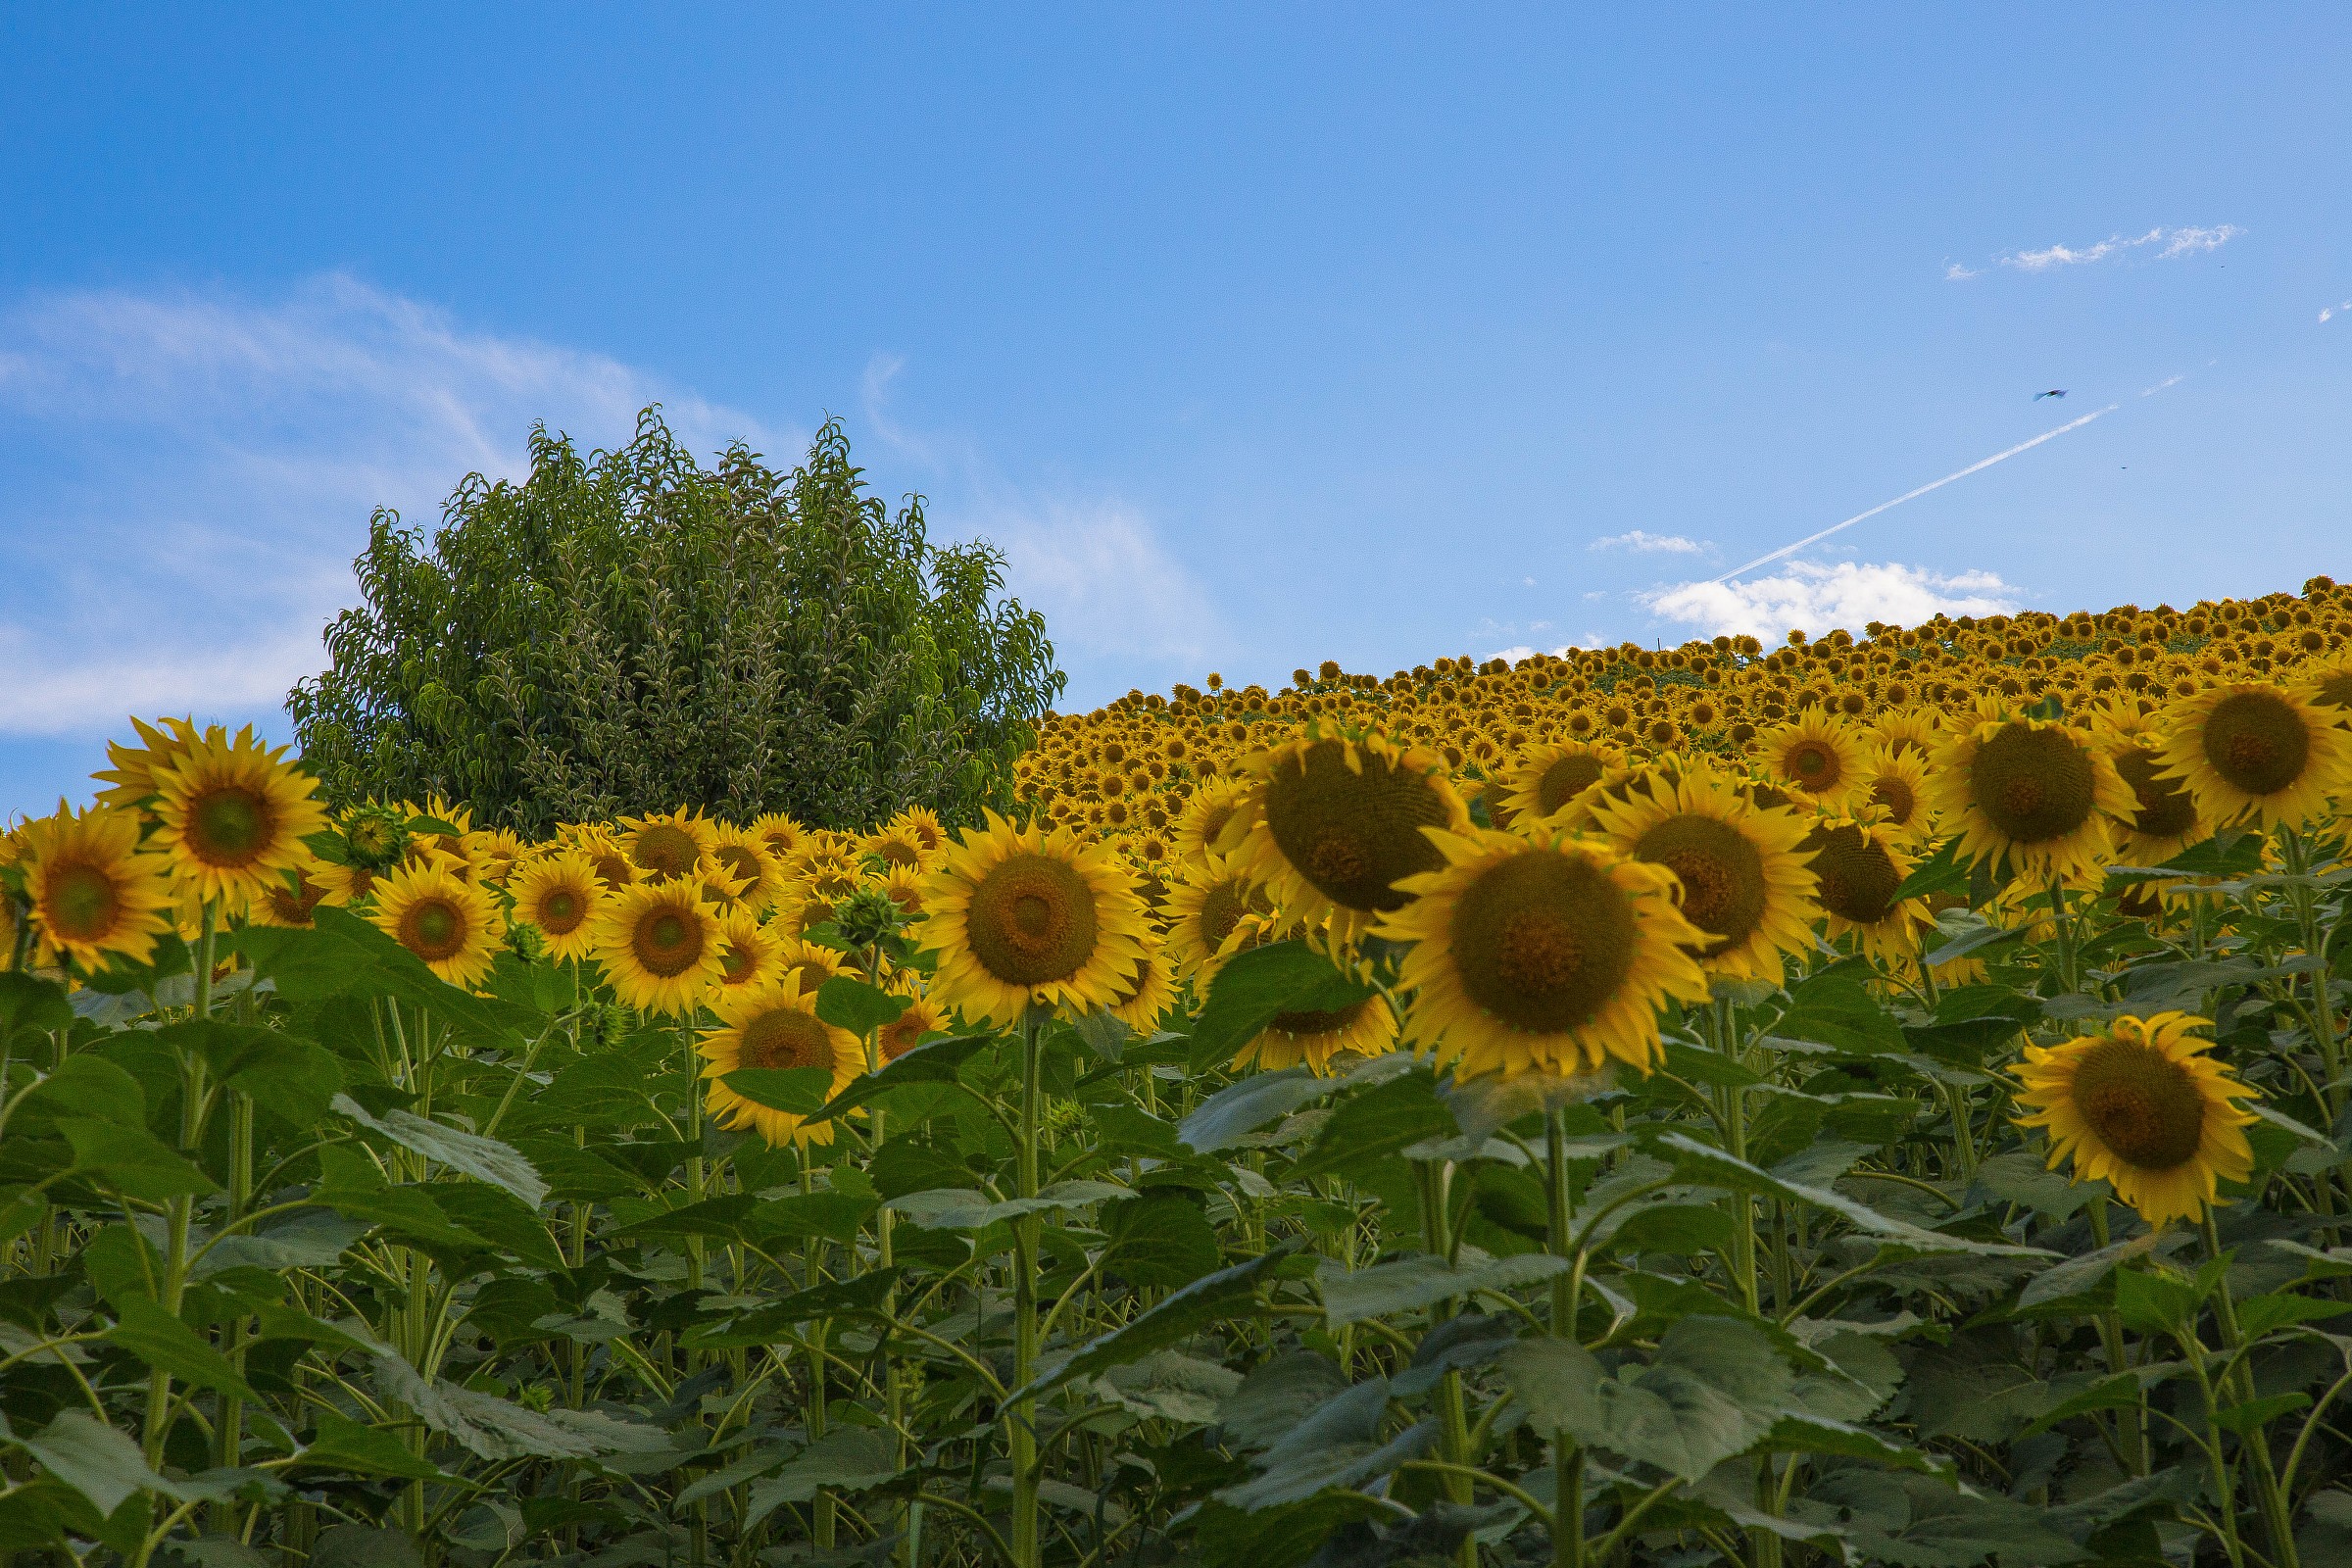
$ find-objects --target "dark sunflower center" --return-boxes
[633,824,701,879]
[1198,879,1249,950]
[1803,823,1902,925]
[1269,998,1374,1036]
[1536,755,1605,817]
[880,1013,926,1060]
[592,853,634,890]
[1448,850,1639,1032]
[190,786,271,867]
[2072,1038,2207,1170]
[1200,803,1238,847]
[716,846,763,884]
[633,906,706,977]
[399,899,466,961]
[1263,741,1450,912]
[539,888,586,934]
[1784,741,1840,791]
[874,839,919,868]
[740,1008,830,1072]
[2201,689,2311,795]
[2315,671,2352,712]
[1868,775,1916,826]
[48,862,122,939]
[1969,723,2096,844]
[2113,749,2199,839]
[1633,814,1766,957]
[966,851,1100,986]
[720,944,756,983]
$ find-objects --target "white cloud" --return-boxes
[0,273,791,737]
[1591,529,1706,555]
[1990,224,2241,272]
[1641,561,2021,640]
[2322,299,2352,324]
[1943,261,1981,281]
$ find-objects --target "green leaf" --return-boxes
[744,1430,898,1523]
[2234,1291,2352,1339]
[20,1055,146,1127]
[718,1066,833,1115]
[1216,1380,1432,1511]
[1891,836,1966,903]
[11,1410,172,1516]
[57,1119,216,1200]
[884,1180,1129,1232]
[294,1412,452,1482]
[1102,1193,1223,1289]
[1315,1251,1568,1326]
[2114,1264,2212,1335]
[2215,1392,2311,1436]
[332,1095,548,1208]
[813,975,907,1036]
[107,1297,264,1404]
[1760,1411,1952,1477]
[1179,1067,1345,1154]
[1013,1242,1300,1403]
[1974,1148,2105,1220]
[194,1212,370,1278]
[750,1192,875,1246]
[1771,978,1905,1056]
[2018,1231,2161,1307]
[1286,1069,1456,1184]
[373,1355,668,1460]
[1504,1316,1795,1482]
[1217,1352,1351,1450]
[1188,941,1376,1072]
[679,1270,902,1348]
[812,1034,994,1122]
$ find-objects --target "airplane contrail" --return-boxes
[1714,403,2119,584]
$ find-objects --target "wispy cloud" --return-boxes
[1591,529,1706,555]
[2322,299,2352,324]
[1641,561,2020,640]
[0,273,789,737]
[1945,224,2242,278]
[1943,261,1981,281]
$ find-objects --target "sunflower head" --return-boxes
[513,851,607,961]
[151,726,329,913]
[2012,1011,2259,1227]
[918,812,1150,1028]
[592,881,726,1016]
[341,803,414,871]
[1589,767,1820,981]
[18,805,174,969]
[878,991,948,1062]
[1799,816,1923,959]
[1926,713,2132,884]
[622,808,718,883]
[1233,992,1397,1076]
[700,976,863,1148]
[2157,681,2351,830]
[1758,712,1865,807]
[1501,741,1626,827]
[1162,853,1273,981]
[369,859,505,990]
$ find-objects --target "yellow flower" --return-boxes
[370,860,504,989]
[1231,992,1396,1076]
[250,858,334,930]
[149,726,329,915]
[1756,711,1867,808]
[1376,826,1710,1080]
[2089,702,2207,865]
[620,808,718,883]
[19,805,174,969]
[1159,853,1273,983]
[751,811,808,863]
[1172,779,1251,867]
[1798,815,1924,963]
[1926,713,2133,885]
[2155,681,2352,831]
[918,811,1150,1029]
[878,990,948,1064]
[710,824,786,911]
[1589,766,1819,982]
[713,906,784,993]
[1852,744,1934,847]
[511,851,607,961]
[91,715,202,810]
[2012,1012,2258,1228]
[699,976,863,1147]
[774,937,846,1001]
[1498,740,1626,828]
[1104,939,1180,1032]
[592,881,725,1016]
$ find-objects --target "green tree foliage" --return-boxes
[287,410,1061,833]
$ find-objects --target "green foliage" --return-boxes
[286,410,1062,832]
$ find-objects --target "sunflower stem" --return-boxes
[1009,1005,1046,1568]
[2201,1208,2300,1568]
[1544,1107,1587,1568]
[2083,1198,2148,1476]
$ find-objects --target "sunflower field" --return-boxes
[8,580,2352,1568]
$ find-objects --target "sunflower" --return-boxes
[1757,711,1867,807]
[751,811,807,862]
[2089,703,2208,864]
[1160,853,1273,982]
[1926,713,2134,884]
[465,827,528,888]
[878,862,927,920]
[91,715,202,810]
[313,859,385,907]
[149,726,329,914]
[1377,826,1711,1079]
[864,822,931,872]
[250,858,334,930]
[18,805,174,969]
[511,851,607,960]
[2298,652,2352,718]
[1104,940,1180,1031]
[886,805,950,859]
[706,826,784,911]
[1223,729,1471,944]
[569,827,642,893]
[1232,992,1397,1076]
[1499,740,1626,828]
[340,802,414,871]
[1588,767,1819,982]
[699,977,863,1148]
[1871,706,1944,760]
[774,937,845,999]
[370,860,504,989]
[1852,745,1934,847]
[712,906,784,993]
[620,808,718,883]
[878,990,948,1063]
[1173,779,1251,867]
[2012,1012,2259,1227]
[2154,681,2352,831]
[1798,816,1924,962]
[592,881,725,1016]
[918,811,1151,1028]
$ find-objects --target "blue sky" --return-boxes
[3,7,2347,815]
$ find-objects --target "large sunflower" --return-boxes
[1223,729,1471,944]
[2012,1012,2259,1227]
[1588,767,1819,982]
[918,811,1150,1028]
[699,977,863,1148]
[2154,681,2352,831]
[150,726,328,914]
[511,851,607,961]
[1160,853,1273,982]
[1232,992,1398,1076]
[592,881,726,1016]
[621,808,718,883]
[19,806,174,969]
[1377,826,1711,1079]
[1925,713,2134,884]
[1799,816,1924,963]
[1499,740,1627,829]
[1756,711,1867,808]
[2088,703,2208,864]
[1853,745,1934,848]
[370,860,504,990]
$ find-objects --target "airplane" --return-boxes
[2034,389,2068,400]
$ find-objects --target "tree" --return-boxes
[287,409,1062,835]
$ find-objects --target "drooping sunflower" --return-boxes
[592,881,726,1016]
[1104,939,1181,1032]
[313,859,385,907]
[2154,681,2352,831]
[2012,1011,2259,1227]
[713,906,784,994]
[370,859,505,989]
[1377,826,1711,1080]
[1499,740,1626,829]
[1173,779,1252,867]
[91,715,202,810]
[620,808,718,883]
[699,976,863,1148]
[1852,745,1935,847]
[511,851,607,961]
[918,811,1151,1028]
[1160,853,1273,982]
[877,989,948,1063]
[1799,816,1924,962]
[1588,767,1819,982]
[18,805,174,969]
[1925,713,2134,885]
[2089,703,2208,864]
[149,726,329,914]
[1232,992,1398,1076]
[1223,729,1472,944]
[1756,711,1867,808]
